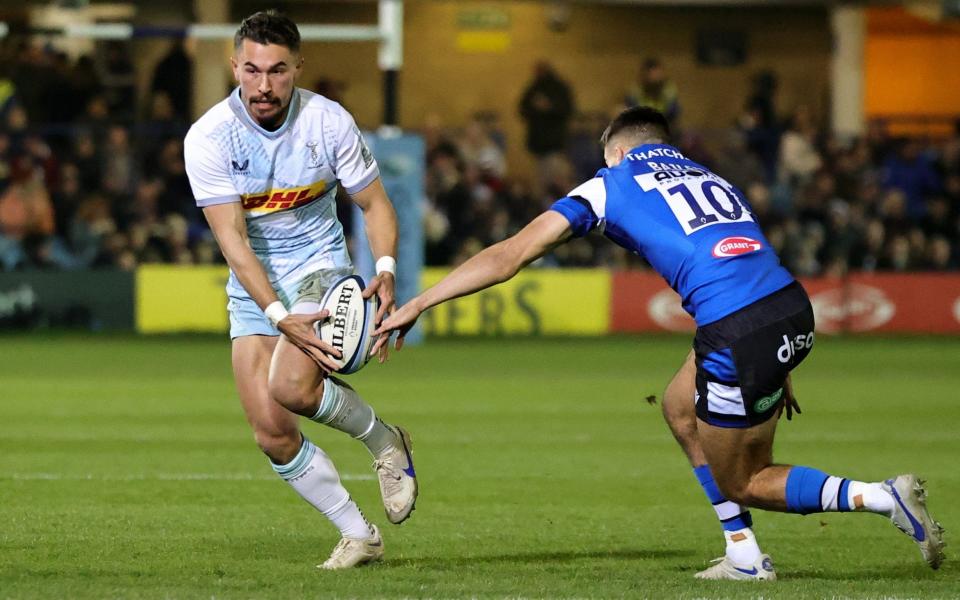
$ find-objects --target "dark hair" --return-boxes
[235,10,301,52]
[600,106,670,147]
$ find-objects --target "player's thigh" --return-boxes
[268,333,327,411]
[663,349,696,416]
[267,268,351,411]
[232,334,301,461]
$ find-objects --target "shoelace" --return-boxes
[374,453,405,497]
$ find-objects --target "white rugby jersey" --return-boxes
[184,87,379,300]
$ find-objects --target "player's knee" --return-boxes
[267,369,317,414]
[661,387,694,437]
[714,476,752,506]
[254,429,301,464]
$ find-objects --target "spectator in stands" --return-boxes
[100,125,136,200]
[70,131,101,194]
[52,162,83,240]
[150,39,193,121]
[457,117,506,183]
[778,105,822,189]
[68,194,116,267]
[0,156,55,270]
[425,141,471,265]
[881,138,941,220]
[742,70,781,182]
[518,61,575,159]
[67,55,103,123]
[566,111,607,183]
[625,57,680,129]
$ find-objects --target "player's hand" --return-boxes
[782,376,801,421]
[277,311,343,373]
[371,300,422,354]
[362,272,396,363]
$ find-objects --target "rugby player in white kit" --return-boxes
[184,10,417,570]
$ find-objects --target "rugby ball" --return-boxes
[315,275,380,374]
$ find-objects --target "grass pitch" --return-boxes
[1,333,958,599]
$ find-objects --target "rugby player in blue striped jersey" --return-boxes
[374,106,945,579]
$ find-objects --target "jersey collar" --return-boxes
[229,87,302,139]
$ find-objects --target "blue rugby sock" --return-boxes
[694,464,754,531]
[785,466,895,515]
[784,466,850,514]
[694,464,761,564]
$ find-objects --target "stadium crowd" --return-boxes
[0,43,958,274]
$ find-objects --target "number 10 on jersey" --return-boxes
[635,173,754,236]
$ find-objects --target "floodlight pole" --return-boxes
[379,0,403,127]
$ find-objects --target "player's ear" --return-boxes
[229,55,240,82]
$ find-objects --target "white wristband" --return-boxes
[375,256,397,277]
[264,301,289,327]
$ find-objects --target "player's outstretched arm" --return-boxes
[202,202,342,371]
[372,210,572,350]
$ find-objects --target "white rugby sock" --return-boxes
[818,476,895,515]
[272,438,372,539]
[848,481,895,516]
[724,528,762,565]
[311,377,397,456]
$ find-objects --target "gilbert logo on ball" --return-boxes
[316,275,380,374]
[712,236,762,258]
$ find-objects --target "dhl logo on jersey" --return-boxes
[241,180,329,215]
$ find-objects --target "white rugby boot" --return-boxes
[318,525,384,570]
[695,553,777,581]
[883,474,946,569]
[373,425,418,524]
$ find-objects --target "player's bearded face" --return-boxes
[232,40,302,129]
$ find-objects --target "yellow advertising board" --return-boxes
[136,265,229,333]
[135,266,612,336]
[419,268,610,336]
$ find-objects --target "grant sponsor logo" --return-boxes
[712,236,762,258]
[810,284,895,334]
[647,288,696,332]
[754,388,783,413]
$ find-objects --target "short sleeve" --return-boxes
[183,129,241,207]
[548,177,608,238]
[332,108,380,195]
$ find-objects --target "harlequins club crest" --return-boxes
[306,142,322,168]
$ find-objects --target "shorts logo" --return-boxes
[777,331,814,363]
[712,236,762,258]
[754,388,783,413]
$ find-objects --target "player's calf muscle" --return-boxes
[253,428,301,463]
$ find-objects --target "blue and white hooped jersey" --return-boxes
[550,143,794,326]
[184,88,379,300]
